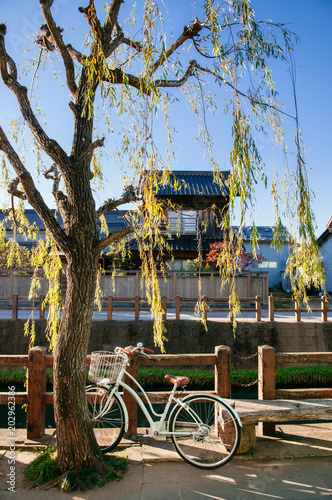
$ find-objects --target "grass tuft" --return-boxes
[24,447,59,486]
[24,447,128,492]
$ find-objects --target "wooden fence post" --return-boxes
[268,295,274,322]
[39,295,45,320]
[27,346,46,440]
[258,345,276,436]
[12,294,18,320]
[215,345,231,398]
[107,296,112,321]
[175,296,180,321]
[322,297,327,322]
[256,295,261,322]
[134,296,140,321]
[123,351,138,438]
[162,296,167,321]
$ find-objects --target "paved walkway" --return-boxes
[1,422,332,498]
[0,308,330,322]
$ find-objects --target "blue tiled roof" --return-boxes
[1,209,289,248]
[0,209,64,229]
[155,171,230,197]
[232,226,289,243]
[101,210,129,231]
[0,209,129,232]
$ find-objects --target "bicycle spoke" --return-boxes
[86,385,125,453]
[170,395,240,469]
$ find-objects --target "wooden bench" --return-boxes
[232,398,332,454]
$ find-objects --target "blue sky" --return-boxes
[0,0,331,238]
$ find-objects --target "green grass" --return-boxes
[137,366,332,388]
[25,447,59,486]
[24,447,128,492]
[0,369,53,385]
[1,366,332,389]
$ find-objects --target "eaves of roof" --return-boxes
[317,227,332,246]
[155,171,230,197]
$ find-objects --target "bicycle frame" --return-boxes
[102,367,243,438]
[108,368,183,437]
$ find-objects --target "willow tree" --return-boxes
[0,0,324,483]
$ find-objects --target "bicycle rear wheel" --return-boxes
[86,385,125,453]
[170,395,241,469]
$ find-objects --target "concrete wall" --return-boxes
[1,320,331,370]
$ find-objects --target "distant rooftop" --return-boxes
[0,209,64,230]
[155,170,230,197]
[233,226,289,243]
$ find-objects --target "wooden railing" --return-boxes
[0,345,231,440]
[1,294,330,322]
[258,345,332,435]
[1,345,331,441]
[268,296,329,322]
[107,295,263,322]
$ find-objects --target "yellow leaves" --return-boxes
[99,213,109,236]
[0,154,9,191]
[94,266,104,311]
[28,236,63,353]
[6,239,23,268]
[24,320,36,351]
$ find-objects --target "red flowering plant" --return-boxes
[206,241,266,274]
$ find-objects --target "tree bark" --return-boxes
[54,248,101,472]
[53,233,102,472]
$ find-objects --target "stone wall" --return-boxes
[1,320,331,370]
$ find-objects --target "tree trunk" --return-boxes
[53,246,102,472]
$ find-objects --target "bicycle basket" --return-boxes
[88,351,127,385]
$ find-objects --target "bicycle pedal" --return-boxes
[130,434,143,442]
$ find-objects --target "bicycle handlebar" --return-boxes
[115,343,154,357]
[143,347,155,355]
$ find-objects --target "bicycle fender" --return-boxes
[175,393,244,431]
[112,391,129,433]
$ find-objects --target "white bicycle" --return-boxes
[86,343,243,469]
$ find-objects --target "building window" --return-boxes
[168,210,197,236]
[258,261,277,269]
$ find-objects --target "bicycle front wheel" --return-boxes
[86,385,125,453]
[170,395,241,469]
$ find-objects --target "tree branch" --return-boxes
[44,163,61,198]
[0,24,69,168]
[103,60,197,95]
[103,0,124,44]
[39,1,78,98]
[7,177,26,200]
[79,137,105,161]
[154,60,197,89]
[96,185,137,218]
[66,44,86,64]
[78,0,103,43]
[147,18,205,77]
[0,126,69,252]
[102,67,148,93]
[96,226,133,254]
